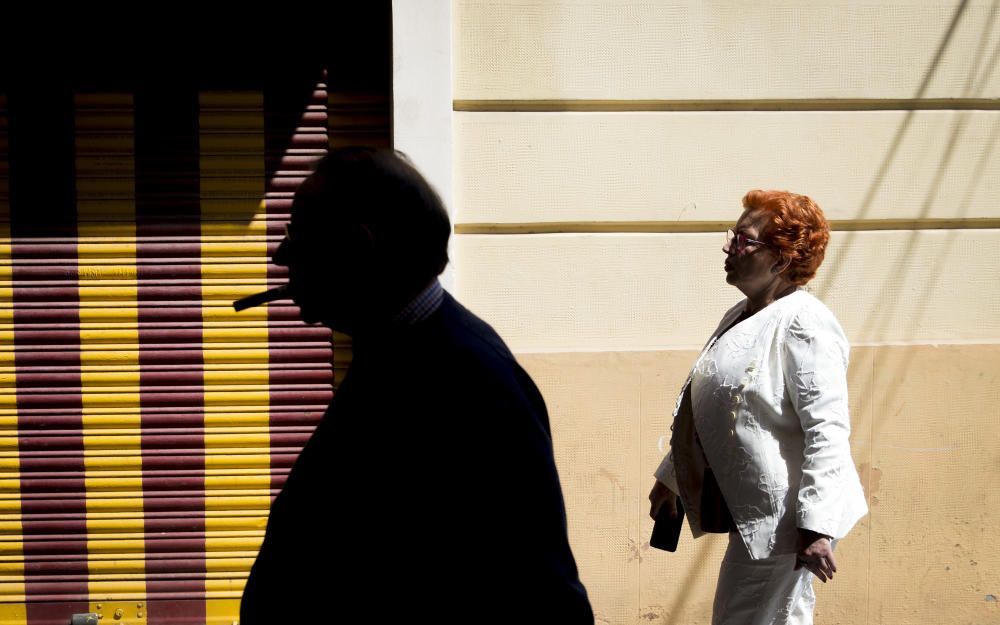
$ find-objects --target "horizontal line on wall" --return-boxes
[455,218,1000,235]
[507,338,1000,355]
[454,98,1000,112]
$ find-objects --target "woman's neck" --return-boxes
[745,281,797,316]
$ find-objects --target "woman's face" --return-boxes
[723,209,783,296]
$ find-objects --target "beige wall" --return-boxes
[452,1,1000,623]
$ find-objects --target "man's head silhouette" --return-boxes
[273,147,451,335]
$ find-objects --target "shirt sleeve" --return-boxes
[653,450,680,494]
[782,306,855,537]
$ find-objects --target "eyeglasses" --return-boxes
[725,229,770,254]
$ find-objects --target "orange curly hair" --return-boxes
[742,190,830,286]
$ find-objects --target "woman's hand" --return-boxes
[795,528,837,582]
[648,480,678,520]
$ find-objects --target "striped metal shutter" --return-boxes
[0,72,389,625]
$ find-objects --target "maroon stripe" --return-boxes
[265,77,332,495]
[266,155,319,170]
[272,111,328,125]
[9,560,89,575]
[260,198,293,212]
[264,175,308,192]
[12,603,93,625]
[8,87,91,619]
[135,88,206,624]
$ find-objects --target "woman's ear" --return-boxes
[772,253,792,276]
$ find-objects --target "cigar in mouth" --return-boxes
[233,285,290,312]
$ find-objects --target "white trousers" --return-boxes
[712,531,818,625]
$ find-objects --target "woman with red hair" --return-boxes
[649,190,867,624]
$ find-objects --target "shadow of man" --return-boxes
[238,148,593,624]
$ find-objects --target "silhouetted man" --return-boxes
[239,148,593,623]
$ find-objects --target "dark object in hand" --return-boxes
[650,495,685,552]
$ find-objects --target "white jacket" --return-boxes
[655,289,868,559]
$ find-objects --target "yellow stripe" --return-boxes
[0,216,27,620]
[76,94,146,605]
[0,112,27,618]
[201,91,270,620]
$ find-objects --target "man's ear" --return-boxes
[357,223,376,249]
[345,223,377,258]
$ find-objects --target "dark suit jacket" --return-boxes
[241,293,593,623]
